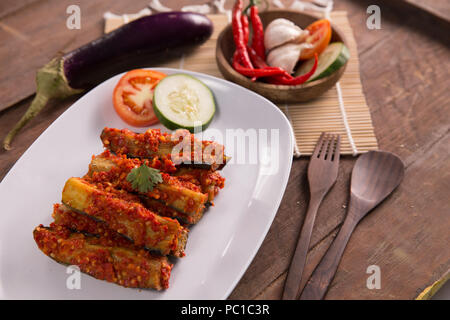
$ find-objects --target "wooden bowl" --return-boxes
[216,10,349,103]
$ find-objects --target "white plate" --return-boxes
[0,68,293,299]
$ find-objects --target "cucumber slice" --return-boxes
[296,42,350,82]
[153,74,215,132]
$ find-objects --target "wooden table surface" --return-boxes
[0,0,449,299]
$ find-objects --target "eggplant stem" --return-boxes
[3,93,49,150]
[3,57,83,150]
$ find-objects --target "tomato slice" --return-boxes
[113,69,167,127]
[299,19,332,60]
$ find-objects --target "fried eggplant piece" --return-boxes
[33,225,172,290]
[52,203,136,248]
[101,127,229,170]
[87,152,208,218]
[62,177,188,257]
[172,167,225,203]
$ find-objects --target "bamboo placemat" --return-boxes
[281,11,379,156]
[106,11,378,156]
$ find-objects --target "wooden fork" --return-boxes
[282,133,341,300]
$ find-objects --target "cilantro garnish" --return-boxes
[126,164,163,193]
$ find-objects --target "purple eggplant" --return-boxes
[4,12,213,150]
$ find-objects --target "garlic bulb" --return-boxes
[264,18,309,51]
[267,43,312,74]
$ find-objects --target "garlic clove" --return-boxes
[264,18,309,51]
[267,43,302,74]
[266,42,312,74]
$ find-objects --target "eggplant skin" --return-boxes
[63,12,213,89]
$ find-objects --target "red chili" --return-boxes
[250,3,265,60]
[247,46,268,69]
[232,0,253,68]
[267,53,319,85]
[241,14,250,45]
[233,52,288,80]
[241,15,252,81]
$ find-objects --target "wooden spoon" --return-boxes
[300,151,405,300]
